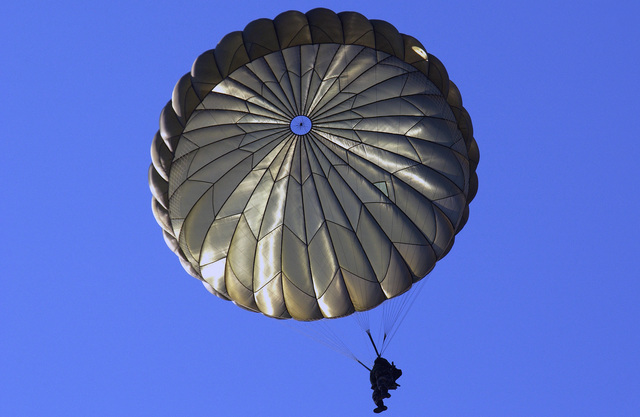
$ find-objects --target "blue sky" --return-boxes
[2,1,639,416]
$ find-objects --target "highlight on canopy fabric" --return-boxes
[149,8,479,321]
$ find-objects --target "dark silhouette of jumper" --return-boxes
[369,357,402,413]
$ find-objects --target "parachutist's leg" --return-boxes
[372,389,381,403]
[373,401,388,413]
[372,388,386,409]
[373,394,387,414]
[377,375,391,398]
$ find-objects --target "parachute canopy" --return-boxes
[149,8,479,321]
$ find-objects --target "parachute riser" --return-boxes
[366,330,381,358]
[357,359,372,372]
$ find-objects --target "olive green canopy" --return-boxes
[149,9,479,321]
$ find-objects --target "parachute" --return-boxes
[149,9,479,324]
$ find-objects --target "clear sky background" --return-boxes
[2,1,639,416]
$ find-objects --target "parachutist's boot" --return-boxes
[373,404,388,413]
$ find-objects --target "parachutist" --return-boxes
[370,357,402,413]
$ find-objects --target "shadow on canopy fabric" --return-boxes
[149,8,479,321]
